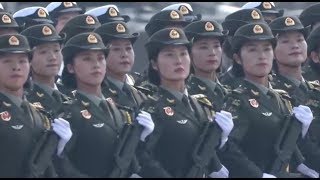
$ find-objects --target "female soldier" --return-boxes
[0,34,71,177]
[58,32,154,178]
[21,24,68,116]
[184,20,229,109]
[94,21,147,111]
[220,22,316,178]
[269,16,320,175]
[137,27,234,178]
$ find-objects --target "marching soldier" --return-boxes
[13,6,53,30]
[269,15,320,174]
[20,24,69,116]
[161,3,201,23]
[0,34,72,177]
[137,27,234,178]
[299,3,320,32]
[241,2,284,23]
[94,21,147,111]
[302,26,320,82]
[46,2,84,33]
[85,4,130,25]
[219,8,265,89]
[0,11,20,35]
[184,20,230,109]
[57,32,154,177]
[220,22,313,178]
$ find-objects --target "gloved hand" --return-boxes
[208,164,229,178]
[52,118,72,157]
[292,105,313,138]
[129,173,142,178]
[214,110,234,149]
[297,163,319,178]
[262,173,276,178]
[136,111,155,142]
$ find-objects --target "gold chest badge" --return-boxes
[249,99,259,108]
[81,109,92,119]
[0,111,11,121]
[163,106,174,116]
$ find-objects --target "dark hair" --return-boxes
[61,53,77,89]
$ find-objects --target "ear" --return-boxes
[151,59,158,71]
[67,64,75,73]
[233,53,242,65]
[310,51,320,64]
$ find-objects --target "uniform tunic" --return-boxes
[138,87,223,178]
[221,80,304,178]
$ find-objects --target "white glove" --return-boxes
[293,105,313,138]
[262,173,277,178]
[136,111,155,142]
[297,163,319,178]
[214,110,234,149]
[52,118,73,157]
[208,164,229,178]
[129,173,142,178]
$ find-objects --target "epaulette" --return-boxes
[273,89,292,99]
[134,85,152,94]
[191,94,212,107]
[30,102,45,110]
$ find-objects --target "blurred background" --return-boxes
[2,2,318,73]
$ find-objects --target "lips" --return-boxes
[10,74,23,78]
[174,67,185,72]
[46,64,59,67]
[289,52,302,56]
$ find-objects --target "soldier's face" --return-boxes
[55,12,81,33]
[31,42,62,78]
[106,39,134,77]
[274,31,307,67]
[68,50,106,87]
[236,40,273,78]
[0,53,30,92]
[191,37,222,73]
[154,45,190,83]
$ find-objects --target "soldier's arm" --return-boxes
[219,93,264,178]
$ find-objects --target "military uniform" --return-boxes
[269,16,320,172]
[219,8,266,89]
[0,11,20,35]
[299,3,320,32]
[161,3,201,23]
[0,34,57,178]
[241,2,284,23]
[46,2,84,22]
[85,4,130,24]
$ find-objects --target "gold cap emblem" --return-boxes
[262,2,272,9]
[42,26,52,36]
[251,10,261,20]
[170,10,180,19]
[63,2,73,8]
[116,23,126,33]
[8,36,19,46]
[253,25,264,34]
[85,15,95,25]
[285,17,295,26]
[38,8,47,18]
[1,14,11,24]
[179,5,189,15]
[87,34,98,44]
[169,29,180,39]
[205,22,214,32]
[109,7,118,17]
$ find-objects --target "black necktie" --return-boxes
[52,90,62,104]
[182,94,194,112]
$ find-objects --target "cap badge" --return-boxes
[251,10,261,20]
[116,23,126,33]
[179,5,189,15]
[163,107,174,116]
[1,14,11,24]
[253,25,264,34]
[87,34,98,44]
[38,8,47,18]
[170,10,180,19]
[109,7,118,17]
[80,109,91,119]
[42,26,52,36]
[169,29,180,39]
[285,17,295,26]
[8,36,19,46]
[262,2,272,9]
[0,111,11,121]
[249,99,259,108]
[85,15,95,25]
[63,2,73,8]
[205,22,214,32]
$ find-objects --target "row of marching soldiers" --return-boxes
[1,1,320,178]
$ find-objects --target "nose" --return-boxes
[12,62,21,71]
[120,48,128,58]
